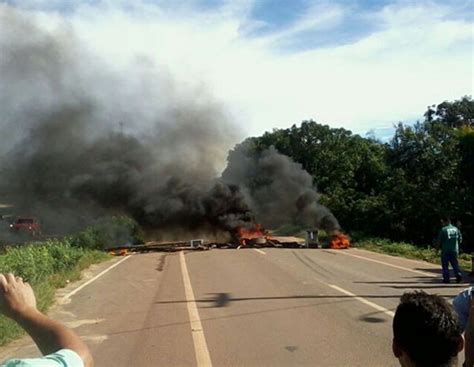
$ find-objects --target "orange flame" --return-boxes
[329,233,350,249]
[237,224,267,245]
[108,248,130,256]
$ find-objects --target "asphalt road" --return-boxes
[0,248,471,366]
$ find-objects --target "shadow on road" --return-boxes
[153,292,457,309]
[355,278,443,284]
[90,298,360,338]
[359,316,386,323]
[354,276,473,289]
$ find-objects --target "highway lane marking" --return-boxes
[255,249,395,317]
[353,248,439,266]
[180,251,213,367]
[328,284,395,318]
[335,250,436,277]
[254,248,267,255]
[61,255,132,303]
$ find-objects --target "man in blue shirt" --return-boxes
[0,273,93,367]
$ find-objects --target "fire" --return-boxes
[108,248,130,256]
[237,224,267,246]
[329,233,350,249]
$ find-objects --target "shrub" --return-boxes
[70,216,144,250]
[0,240,86,285]
[0,239,108,346]
[354,237,471,270]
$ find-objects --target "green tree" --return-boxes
[253,121,388,237]
[424,96,474,127]
[248,96,474,247]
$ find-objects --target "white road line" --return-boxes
[328,284,395,318]
[336,250,436,277]
[352,248,437,267]
[180,251,213,367]
[253,248,266,255]
[61,255,132,302]
[255,248,394,317]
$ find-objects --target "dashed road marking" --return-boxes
[336,250,436,277]
[180,251,213,367]
[328,284,395,317]
[352,248,438,267]
[253,248,266,255]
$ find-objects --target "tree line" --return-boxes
[250,96,474,249]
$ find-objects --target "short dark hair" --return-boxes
[393,291,461,367]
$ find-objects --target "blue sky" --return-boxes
[2,0,473,140]
[8,0,471,49]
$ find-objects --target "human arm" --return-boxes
[0,273,93,367]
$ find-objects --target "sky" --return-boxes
[2,0,473,140]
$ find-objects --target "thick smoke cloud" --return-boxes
[0,5,339,242]
[0,5,250,240]
[222,140,340,232]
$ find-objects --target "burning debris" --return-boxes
[236,224,268,246]
[0,7,250,241]
[329,232,351,249]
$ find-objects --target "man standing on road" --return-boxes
[437,216,463,283]
[0,273,93,367]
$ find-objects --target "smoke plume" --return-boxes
[222,140,340,232]
[0,5,338,242]
[0,5,250,239]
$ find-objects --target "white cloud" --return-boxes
[3,1,473,138]
[258,2,346,46]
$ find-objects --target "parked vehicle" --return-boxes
[9,217,41,236]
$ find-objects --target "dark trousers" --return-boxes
[441,251,462,281]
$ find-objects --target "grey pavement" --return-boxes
[0,248,470,366]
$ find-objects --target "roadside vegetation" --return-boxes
[0,215,143,345]
[354,238,471,271]
[273,220,472,272]
[251,96,474,251]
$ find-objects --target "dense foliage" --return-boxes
[0,239,96,285]
[251,96,474,249]
[70,215,144,250]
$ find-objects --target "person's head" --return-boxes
[441,216,452,226]
[393,291,463,367]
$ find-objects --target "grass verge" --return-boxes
[0,243,109,346]
[354,238,471,272]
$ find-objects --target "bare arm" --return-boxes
[0,273,93,367]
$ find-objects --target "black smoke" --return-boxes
[0,5,338,242]
[222,140,340,232]
[0,5,251,241]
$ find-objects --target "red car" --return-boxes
[9,217,41,236]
